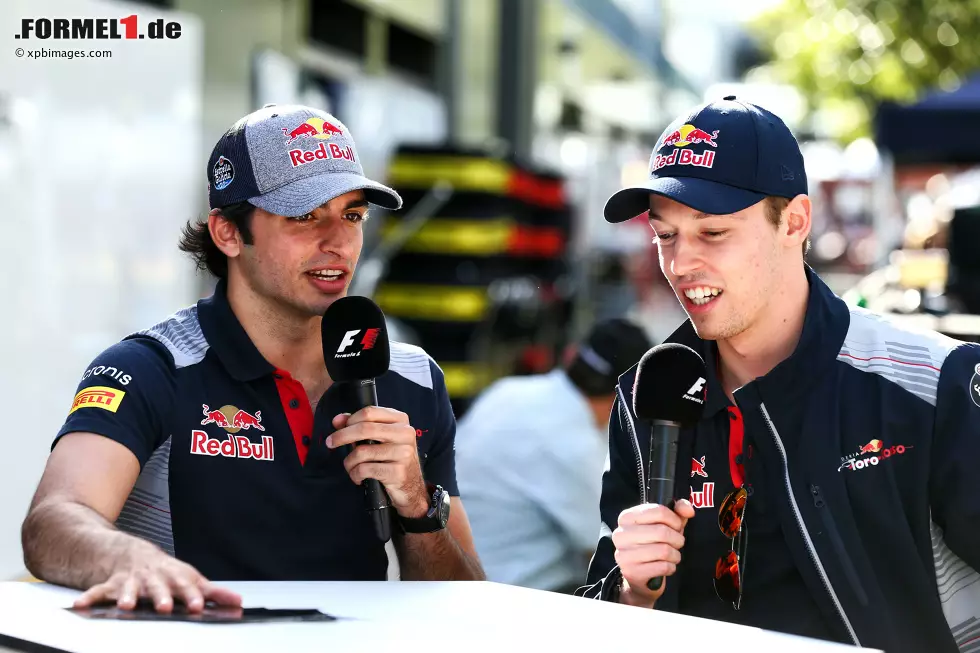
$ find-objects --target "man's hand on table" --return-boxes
[72,545,242,614]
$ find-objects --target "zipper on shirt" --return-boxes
[617,385,646,503]
[810,484,869,606]
[759,403,861,647]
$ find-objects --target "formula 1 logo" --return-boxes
[335,328,380,359]
[683,377,706,405]
[838,439,912,473]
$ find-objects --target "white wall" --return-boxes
[0,0,203,579]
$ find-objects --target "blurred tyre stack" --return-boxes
[377,145,575,418]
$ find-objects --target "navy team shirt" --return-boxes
[54,279,459,580]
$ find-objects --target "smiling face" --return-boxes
[649,194,803,342]
[226,190,369,319]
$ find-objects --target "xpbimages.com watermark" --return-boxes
[14,15,182,40]
[14,48,111,59]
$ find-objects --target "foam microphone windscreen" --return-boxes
[632,343,708,425]
[321,296,391,382]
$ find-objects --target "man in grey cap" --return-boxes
[23,104,485,614]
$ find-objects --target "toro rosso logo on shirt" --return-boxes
[838,439,912,473]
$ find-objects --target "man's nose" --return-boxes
[669,233,704,278]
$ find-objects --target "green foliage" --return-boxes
[749,0,980,143]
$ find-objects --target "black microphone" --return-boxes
[321,296,393,543]
[632,343,708,591]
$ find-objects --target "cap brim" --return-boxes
[249,172,403,217]
[604,176,767,223]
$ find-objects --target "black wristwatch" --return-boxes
[397,484,450,534]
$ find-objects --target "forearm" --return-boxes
[394,529,485,581]
[22,500,157,589]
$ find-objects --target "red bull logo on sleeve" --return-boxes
[200,404,265,434]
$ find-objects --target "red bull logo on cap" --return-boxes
[283,117,356,168]
[653,123,719,173]
[282,118,344,145]
[200,404,265,434]
[660,124,720,149]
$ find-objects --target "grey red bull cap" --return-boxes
[207,103,402,216]
[604,95,807,222]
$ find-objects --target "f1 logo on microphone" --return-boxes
[683,377,706,405]
[337,328,380,354]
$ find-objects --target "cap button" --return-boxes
[723,95,736,101]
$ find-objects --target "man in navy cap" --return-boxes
[22,104,485,614]
[577,97,980,652]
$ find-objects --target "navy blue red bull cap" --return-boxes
[604,96,807,222]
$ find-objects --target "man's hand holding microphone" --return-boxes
[615,343,707,608]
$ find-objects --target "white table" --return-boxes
[0,581,881,652]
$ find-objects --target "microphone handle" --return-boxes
[646,420,680,591]
[355,379,393,543]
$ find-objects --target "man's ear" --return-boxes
[784,194,812,251]
[208,208,241,259]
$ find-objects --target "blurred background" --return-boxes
[2,0,980,583]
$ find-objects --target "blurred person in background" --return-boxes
[577,96,979,653]
[21,104,484,614]
[456,318,652,594]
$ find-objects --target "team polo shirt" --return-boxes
[53,280,459,581]
[676,344,844,642]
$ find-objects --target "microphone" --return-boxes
[321,296,393,543]
[632,343,708,591]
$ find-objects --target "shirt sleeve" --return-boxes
[53,335,177,468]
[420,357,459,496]
[930,341,980,572]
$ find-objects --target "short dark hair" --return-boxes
[565,318,654,398]
[765,196,809,257]
[178,201,256,279]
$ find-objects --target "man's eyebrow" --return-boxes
[343,199,370,211]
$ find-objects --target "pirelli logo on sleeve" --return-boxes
[69,386,126,415]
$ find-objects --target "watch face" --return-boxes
[435,487,450,525]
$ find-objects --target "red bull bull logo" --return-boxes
[659,124,719,150]
[190,430,274,462]
[199,404,265,433]
[282,118,345,145]
[858,439,883,454]
[691,455,708,478]
[653,123,720,173]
